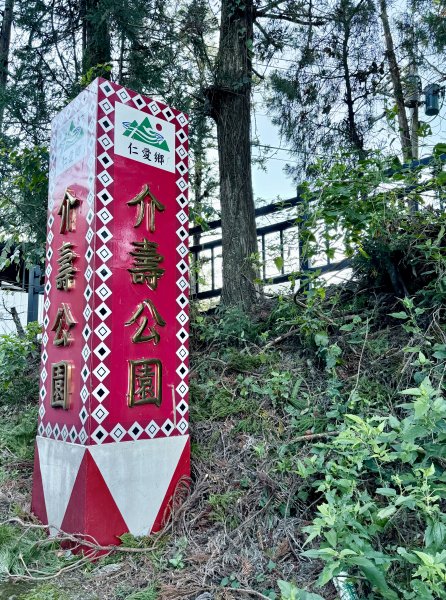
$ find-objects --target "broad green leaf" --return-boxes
[324,529,337,548]
[274,256,284,271]
[317,560,341,587]
[349,556,398,599]
[314,332,328,347]
[388,312,409,319]
[397,547,419,564]
[399,387,422,396]
[345,414,365,425]
[425,521,446,547]
[413,551,435,566]
[278,580,325,600]
[377,505,397,519]
[433,143,446,156]
[376,487,397,497]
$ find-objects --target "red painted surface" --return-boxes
[151,436,191,532]
[30,443,48,526]
[61,452,128,548]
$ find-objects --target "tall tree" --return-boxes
[379,0,413,161]
[81,0,111,78]
[0,0,14,133]
[202,1,331,306]
[206,0,258,308]
[268,0,382,177]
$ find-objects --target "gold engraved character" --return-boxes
[128,238,165,290]
[125,299,166,345]
[57,188,79,234]
[128,359,162,407]
[51,361,72,409]
[55,242,77,290]
[51,303,76,346]
[127,183,165,231]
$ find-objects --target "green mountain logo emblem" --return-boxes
[63,121,84,149]
[122,117,169,152]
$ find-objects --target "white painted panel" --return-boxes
[89,435,188,536]
[36,436,86,535]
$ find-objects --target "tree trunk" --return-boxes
[0,0,14,133]
[379,0,412,162]
[10,306,25,338]
[209,0,258,309]
[341,17,364,154]
[191,116,206,296]
[81,0,111,78]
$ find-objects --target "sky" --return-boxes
[250,69,446,205]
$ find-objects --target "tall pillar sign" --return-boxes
[32,79,190,545]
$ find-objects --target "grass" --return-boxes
[1,280,444,598]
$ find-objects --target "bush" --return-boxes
[353,210,446,302]
[0,322,40,405]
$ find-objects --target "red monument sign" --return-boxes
[32,78,190,545]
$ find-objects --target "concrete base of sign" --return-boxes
[32,435,190,547]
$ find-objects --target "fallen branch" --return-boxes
[3,517,165,554]
[293,295,337,326]
[291,431,337,443]
[264,328,298,350]
[236,589,274,599]
[9,549,107,582]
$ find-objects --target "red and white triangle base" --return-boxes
[32,435,190,546]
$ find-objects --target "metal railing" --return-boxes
[25,151,446,314]
[189,193,349,300]
[190,152,446,301]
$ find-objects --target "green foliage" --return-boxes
[18,585,69,600]
[277,581,324,600]
[208,491,242,528]
[220,572,241,589]
[0,524,75,581]
[0,322,40,406]
[0,404,37,460]
[79,63,113,88]
[123,585,158,600]
[298,151,446,303]
[192,305,263,347]
[295,354,446,598]
[0,144,49,266]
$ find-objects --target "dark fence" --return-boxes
[189,193,350,300]
[190,152,446,301]
[26,151,446,317]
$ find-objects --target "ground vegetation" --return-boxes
[1,154,446,598]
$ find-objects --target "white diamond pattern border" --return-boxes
[174,110,189,436]
[40,85,100,444]
[90,84,115,445]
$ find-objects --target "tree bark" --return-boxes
[209,0,259,309]
[81,0,111,78]
[0,0,14,133]
[341,15,364,154]
[10,305,25,338]
[379,0,412,161]
[191,115,206,296]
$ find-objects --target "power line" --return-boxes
[252,142,294,152]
